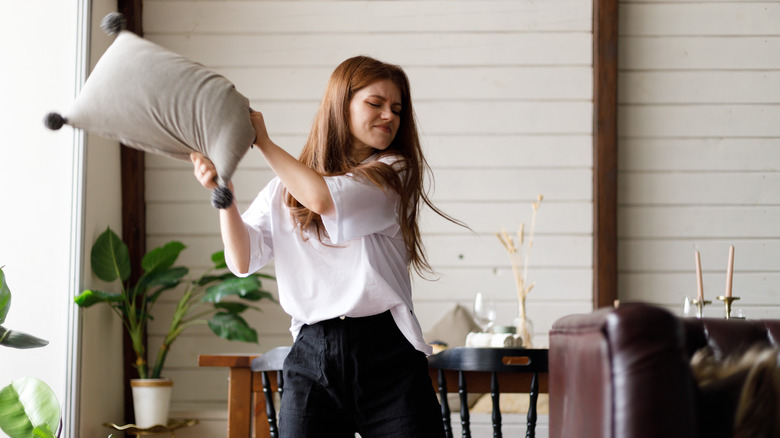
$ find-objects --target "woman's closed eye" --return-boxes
[368,102,401,115]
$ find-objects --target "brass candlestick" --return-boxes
[691,298,711,318]
[716,296,740,319]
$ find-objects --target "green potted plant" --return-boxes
[0,267,61,438]
[75,227,274,428]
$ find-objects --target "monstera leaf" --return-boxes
[0,269,10,324]
[0,377,60,438]
[208,313,257,343]
[90,227,131,283]
[0,327,49,349]
[0,268,48,349]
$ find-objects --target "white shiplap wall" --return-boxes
[618,1,780,318]
[140,0,592,433]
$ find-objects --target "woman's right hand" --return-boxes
[190,152,219,190]
[191,152,248,272]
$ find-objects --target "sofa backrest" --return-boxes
[681,318,780,360]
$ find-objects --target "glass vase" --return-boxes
[513,315,534,348]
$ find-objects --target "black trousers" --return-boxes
[279,311,445,438]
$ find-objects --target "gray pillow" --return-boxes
[44,13,255,208]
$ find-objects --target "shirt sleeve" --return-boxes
[321,171,400,244]
[225,180,276,276]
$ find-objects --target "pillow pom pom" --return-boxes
[211,186,234,209]
[100,12,127,36]
[43,112,66,130]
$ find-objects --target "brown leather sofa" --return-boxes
[548,303,780,438]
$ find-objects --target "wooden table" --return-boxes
[198,354,269,438]
[199,352,549,438]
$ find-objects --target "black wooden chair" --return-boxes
[427,347,549,438]
[250,346,291,438]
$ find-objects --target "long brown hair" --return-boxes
[285,55,461,276]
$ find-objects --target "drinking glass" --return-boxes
[682,297,691,317]
[473,292,497,333]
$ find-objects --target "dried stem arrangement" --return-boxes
[496,194,543,347]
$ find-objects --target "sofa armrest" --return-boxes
[549,307,613,438]
[549,303,700,438]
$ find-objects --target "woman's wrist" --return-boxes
[253,136,275,151]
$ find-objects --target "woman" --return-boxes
[192,56,452,437]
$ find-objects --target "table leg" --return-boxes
[227,367,252,438]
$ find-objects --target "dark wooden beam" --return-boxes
[118,0,143,34]
[593,0,619,309]
[118,0,145,426]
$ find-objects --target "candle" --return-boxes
[695,250,703,301]
[725,245,735,298]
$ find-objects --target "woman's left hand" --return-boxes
[251,111,271,148]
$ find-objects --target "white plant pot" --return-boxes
[130,378,173,428]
